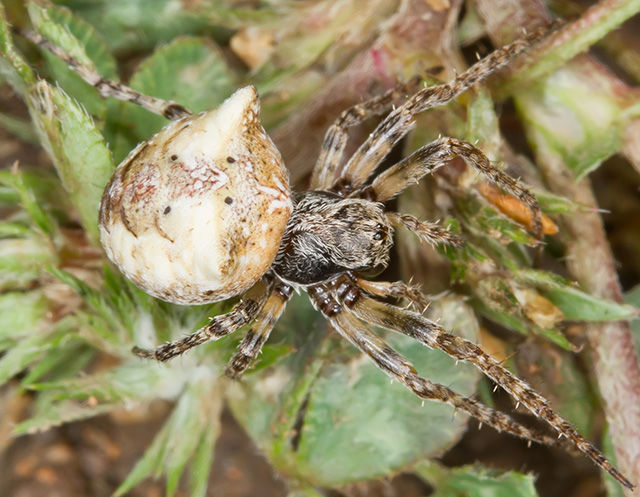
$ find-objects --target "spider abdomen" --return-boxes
[99,87,292,305]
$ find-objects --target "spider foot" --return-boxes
[132,343,179,362]
[224,353,252,380]
[132,345,158,360]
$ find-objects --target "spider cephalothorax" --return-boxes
[273,191,393,286]
[84,23,633,490]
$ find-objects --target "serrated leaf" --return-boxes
[18,361,190,436]
[115,368,222,497]
[15,394,116,435]
[28,1,117,117]
[0,290,48,341]
[111,36,236,162]
[6,166,59,239]
[21,342,94,385]
[52,0,221,53]
[0,235,56,290]
[27,80,114,244]
[0,317,73,384]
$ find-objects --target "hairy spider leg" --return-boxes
[308,284,571,451]
[310,77,422,190]
[133,277,271,362]
[224,283,293,379]
[336,280,633,489]
[365,137,542,235]
[386,212,465,248]
[15,27,192,120]
[334,23,559,193]
[349,273,430,312]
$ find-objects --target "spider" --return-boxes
[21,21,633,490]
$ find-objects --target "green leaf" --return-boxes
[5,166,59,240]
[543,286,638,322]
[110,36,236,162]
[230,296,482,487]
[417,461,539,497]
[51,0,222,53]
[534,189,593,215]
[115,369,222,497]
[27,80,114,244]
[0,235,56,290]
[0,170,73,217]
[245,344,294,375]
[189,420,218,497]
[28,1,117,118]
[0,3,35,96]
[517,268,639,322]
[516,65,627,180]
[0,111,39,144]
[0,222,31,239]
[625,284,640,358]
[0,317,73,384]
[21,342,94,385]
[15,394,116,435]
[16,360,190,435]
[0,290,49,341]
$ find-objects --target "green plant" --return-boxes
[1,1,639,495]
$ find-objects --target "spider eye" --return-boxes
[373,224,387,241]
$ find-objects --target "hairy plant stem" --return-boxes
[538,151,640,494]
[477,0,640,490]
[509,0,640,86]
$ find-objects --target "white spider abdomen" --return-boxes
[99,87,292,305]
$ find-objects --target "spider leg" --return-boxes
[365,137,541,235]
[310,77,422,191]
[386,211,464,248]
[334,280,633,489]
[224,283,293,379]
[349,272,429,312]
[334,23,558,194]
[15,27,192,120]
[308,284,571,450]
[132,277,271,362]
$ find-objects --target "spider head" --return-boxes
[273,191,393,286]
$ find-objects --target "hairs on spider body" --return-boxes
[272,192,393,286]
[20,20,634,490]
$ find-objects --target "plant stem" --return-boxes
[477,0,640,491]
